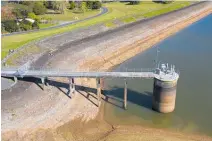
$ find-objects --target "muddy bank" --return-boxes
[2,2,212,140]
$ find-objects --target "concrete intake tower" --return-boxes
[152,64,179,113]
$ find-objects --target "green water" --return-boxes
[103,14,212,136]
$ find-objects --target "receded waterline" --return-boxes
[103,14,212,136]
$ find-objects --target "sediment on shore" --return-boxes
[2,2,212,141]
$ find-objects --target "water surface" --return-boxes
[104,14,212,136]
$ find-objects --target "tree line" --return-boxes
[1,1,102,33]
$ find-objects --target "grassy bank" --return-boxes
[39,23,57,29]
[1,1,191,59]
[39,9,100,21]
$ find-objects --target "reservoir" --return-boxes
[103,14,212,136]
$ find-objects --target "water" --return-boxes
[103,14,212,136]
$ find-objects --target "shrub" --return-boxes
[27,12,37,19]
[22,20,33,26]
[19,23,31,31]
[32,21,40,29]
[19,20,32,31]
[35,16,41,23]
[69,1,75,10]
[33,2,46,15]
[2,20,19,33]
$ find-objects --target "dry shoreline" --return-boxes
[42,7,212,141]
[79,9,212,72]
[2,3,212,141]
[70,7,212,141]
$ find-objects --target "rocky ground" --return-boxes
[1,2,212,141]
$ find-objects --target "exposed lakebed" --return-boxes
[104,14,212,136]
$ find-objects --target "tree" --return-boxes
[19,1,34,6]
[79,2,87,13]
[1,5,16,21]
[86,1,102,10]
[2,20,19,32]
[52,1,65,14]
[33,2,46,15]
[44,1,52,9]
[27,12,37,19]
[86,1,93,9]
[69,1,75,10]
[12,4,33,18]
[32,21,40,29]
[129,1,140,5]
[92,1,102,9]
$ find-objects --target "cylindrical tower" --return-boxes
[152,66,179,113]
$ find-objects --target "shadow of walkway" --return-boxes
[2,77,153,111]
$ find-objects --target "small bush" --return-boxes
[28,12,37,19]
[19,23,31,31]
[32,21,40,29]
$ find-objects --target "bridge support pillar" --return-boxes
[45,78,49,86]
[124,79,127,109]
[96,78,101,107]
[14,77,18,84]
[152,76,179,113]
[69,78,75,97]
[41,77,45,90]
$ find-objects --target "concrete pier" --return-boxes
[152,65,179,113]
[41,77,45,90]
[69,78,75,97]
[96,78,101,107]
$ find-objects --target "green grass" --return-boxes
[39,23,57,29]
[39,9,100,21]
[105,21,116,27]
[1,1,191,59]
[122,17,136,23]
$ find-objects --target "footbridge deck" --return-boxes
[1,69,155,78]
[1,64,179,110]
